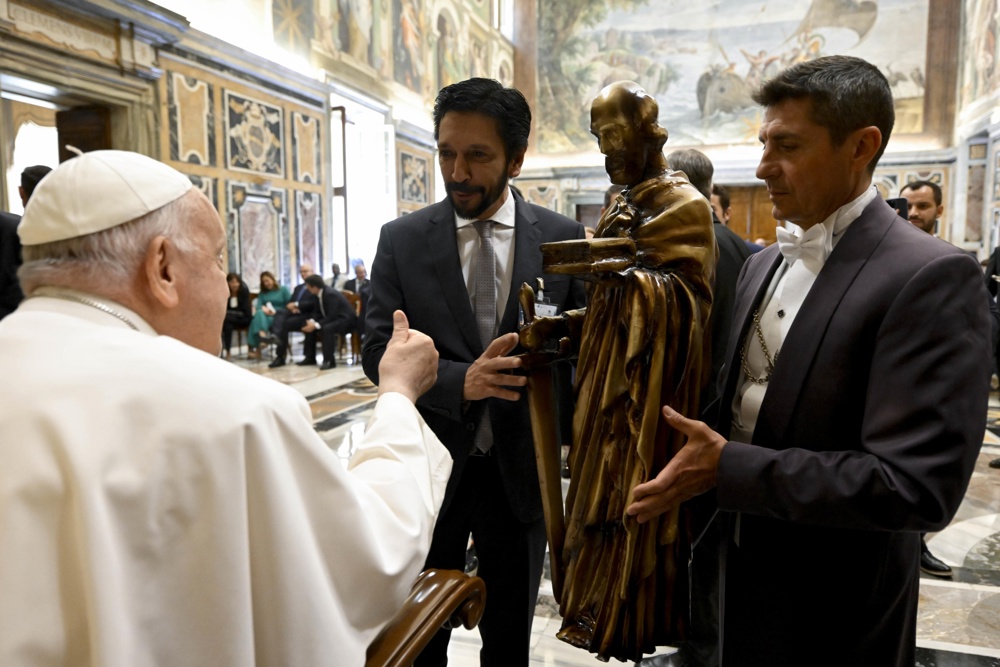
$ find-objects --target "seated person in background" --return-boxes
[271,264,318,334]
[327,262,348,289]
[246,270,289,359]
[1,149,452,666]
[297,274,357,370]
[221,272,252,359]
[343,262,371,330]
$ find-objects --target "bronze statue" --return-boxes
[520,81,716,661]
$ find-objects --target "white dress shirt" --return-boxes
[731,185,878,443]
[454,186,517,338]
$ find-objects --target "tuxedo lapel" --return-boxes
[754,199,895,445]
[499,196,541,335]
[425,201,484,355]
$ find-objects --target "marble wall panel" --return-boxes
[398,147,430,205]
[169,72,215,166]
[229,182,287,291]
[297,191,322,272]
[292,112,321,184]
[225,90,284,177]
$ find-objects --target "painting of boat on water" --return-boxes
[537,0,928,153]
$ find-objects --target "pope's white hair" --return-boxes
[19,189,202,295]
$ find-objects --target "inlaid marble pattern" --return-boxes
[228,182,287,291]
[168,72,215,166]
[291,112,320,184]
[296,191,321,273]
[225,90,284,176]
[226,351,1000,667]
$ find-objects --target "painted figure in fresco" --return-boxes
[519,81,715,661]
[394,0,425,91]
[435,13,463,89]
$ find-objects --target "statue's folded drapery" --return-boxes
[552,172,715,661]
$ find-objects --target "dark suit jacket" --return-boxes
[362,191,587,523]
[343,277,371,323]
[714,198,990,666]
[702,216,751,424]
[314,285,356,334]
[288,281,318,316]
[0,212,24,321]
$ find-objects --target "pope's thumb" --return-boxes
[391,310,410,342]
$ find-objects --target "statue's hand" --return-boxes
[518,315,568,352]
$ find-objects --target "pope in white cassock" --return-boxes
[0,150,452,666]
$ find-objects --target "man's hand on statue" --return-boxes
[626,405,726,524]
[518,314,566,352]
[377,310,439,404]
[463,332,526,401]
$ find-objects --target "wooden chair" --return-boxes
[365,569,486,667]
[341,290,363,364]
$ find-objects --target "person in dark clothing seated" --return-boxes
[222,272,252,359]
[273,275,356,370]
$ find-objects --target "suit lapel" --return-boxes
[754,198,895,445]
[499,195,541,335]
[426,200,483,355]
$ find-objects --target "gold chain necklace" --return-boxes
[740,308,777,384]
[37,292,140,331]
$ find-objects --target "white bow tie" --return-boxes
[775,224,831,271]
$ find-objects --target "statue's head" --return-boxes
[590,81,668,187]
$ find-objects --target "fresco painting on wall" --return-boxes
[960,0,999,111]
[537,0,929,153]
[226,91,284,176]
[469,0,490,24]
[168,73,215,166]
[436,10,465,89]
[469,23,489,79]
[273,0,313,56]
[393,0,427,92]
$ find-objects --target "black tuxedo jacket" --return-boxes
[714,198,991,666]
[362,192,586,522]
[0,212,24,320]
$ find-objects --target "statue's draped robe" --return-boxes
[557,173,715,661]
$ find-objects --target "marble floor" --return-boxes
[231,343,1000,666]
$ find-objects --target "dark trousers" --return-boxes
[302,327,340,362]
[415,455,546,667]
[221,311,251,352]
[274,312,309,360]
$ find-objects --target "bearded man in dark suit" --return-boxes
[362,78,586,666]
[627,56,991,667]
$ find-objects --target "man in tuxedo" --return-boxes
[300,275,357,370]
[666,148,750,667]
[627,55,990,666]
[269,263,319,367]
[362,77,586,666]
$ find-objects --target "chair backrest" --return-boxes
[365,569,486,667]
[341,290,362,315]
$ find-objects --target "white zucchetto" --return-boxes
[18,150,193,246]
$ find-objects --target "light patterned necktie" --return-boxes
[472,220,496,453]
[472,220,497,347]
